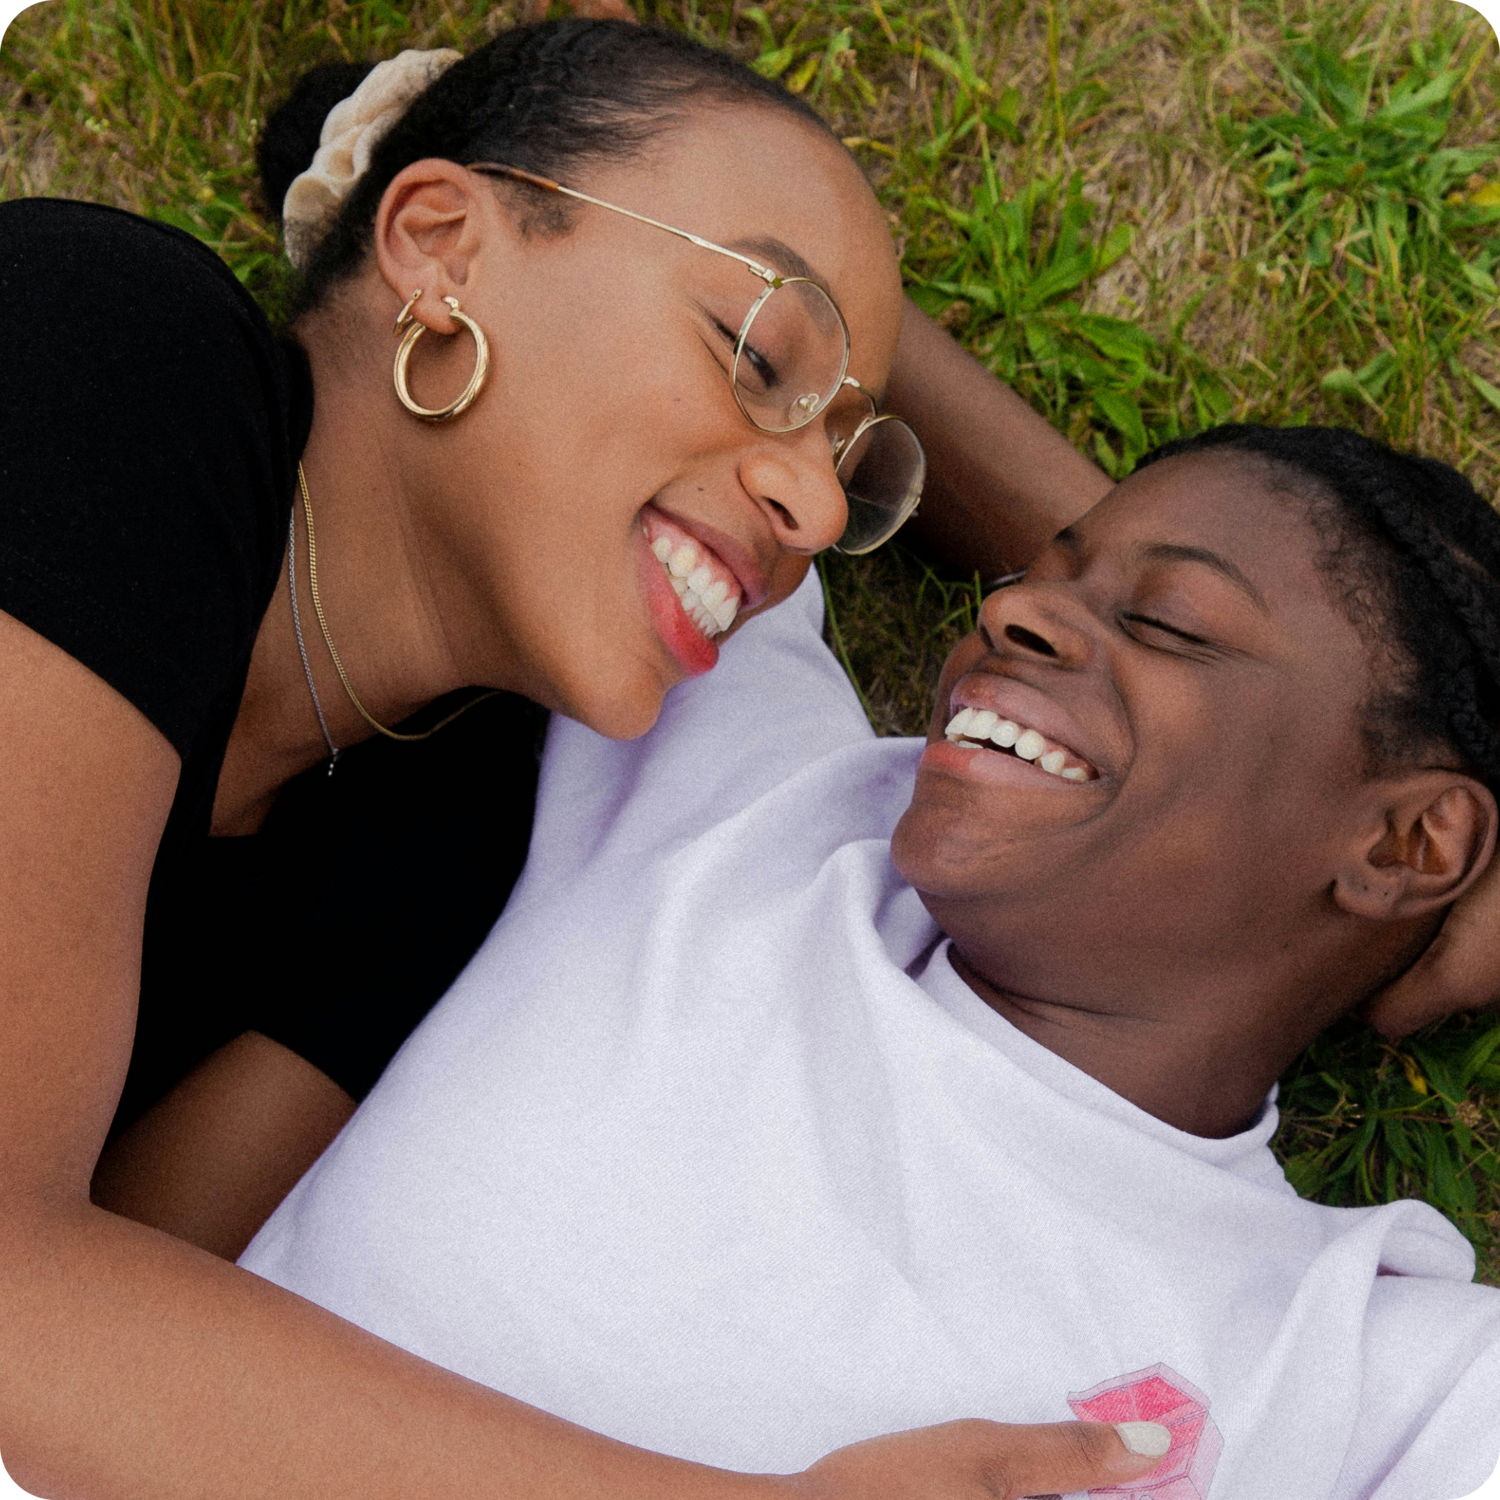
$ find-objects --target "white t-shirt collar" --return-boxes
[913,940,1282,1172]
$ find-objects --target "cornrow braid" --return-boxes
[1137,425,1500,788]
[257,18,832,315]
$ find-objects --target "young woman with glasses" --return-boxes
[0,16,1163,1500]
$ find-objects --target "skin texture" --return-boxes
[887,298,1112,580]
[91,1033,358,1262]
[893,451,1497,1139]
[1365,854,1500,1035]
[96,102,904,1253]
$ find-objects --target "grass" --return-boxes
[4,0,1500,1277]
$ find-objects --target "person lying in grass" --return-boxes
[242,423,1500,1500]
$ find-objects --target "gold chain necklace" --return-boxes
[296,461,497,744]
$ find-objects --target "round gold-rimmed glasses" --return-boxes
[467,162,924,552]
[826,378,926,555]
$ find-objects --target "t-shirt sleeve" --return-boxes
[0,198,304,767]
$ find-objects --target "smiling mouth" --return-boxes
[640,510,742,641]
[943,707,1098,782]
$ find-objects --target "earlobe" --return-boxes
[1334,777,1497,921]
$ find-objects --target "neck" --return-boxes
[946,946,1289,1137]
[933,897,1413,1138]
[212,310,497,834]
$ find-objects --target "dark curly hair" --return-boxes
[1137,424,1500,789]
[256,18,832,314]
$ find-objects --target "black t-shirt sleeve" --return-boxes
[0,199,306,788]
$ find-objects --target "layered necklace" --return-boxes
[287,462,496,772]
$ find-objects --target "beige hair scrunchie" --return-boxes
[281,47,463,273]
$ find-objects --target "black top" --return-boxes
[1,198,540,1137]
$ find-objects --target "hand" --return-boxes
[783,1417,1171,1500]
[1365,849,1500,1036]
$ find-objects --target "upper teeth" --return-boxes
[650,534,739,638]
[943,707,1093,782]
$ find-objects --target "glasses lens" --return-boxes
[833,416,926,555]
[733,279,850,433]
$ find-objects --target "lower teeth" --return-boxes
[952,736,1089,781]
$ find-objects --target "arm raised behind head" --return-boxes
[887,298,1113,579]
[1363,852,1500,1037]
[0,607,1167,1500]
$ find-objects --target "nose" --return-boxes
[979,579,1096,669]
[738,425,849,555]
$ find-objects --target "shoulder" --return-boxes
[2,197,263,324]
[1,198,301,433]
[0,200,308,761]
[1347,1275,1500,1499]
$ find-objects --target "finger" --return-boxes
[1367,916,1500,1037]
[982,1420,1171,1499]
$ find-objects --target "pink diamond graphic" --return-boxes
[1067,1363,1223,1499]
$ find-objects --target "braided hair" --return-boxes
[1137,425,1500,788]
[256,19,831,314]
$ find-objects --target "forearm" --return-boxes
[0,1199,770,1500]
[887,298,1112,578]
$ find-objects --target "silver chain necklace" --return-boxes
[288,505,341,774]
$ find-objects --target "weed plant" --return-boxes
[3,0,1500,1277]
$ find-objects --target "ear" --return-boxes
[373,160,509,334]
[1333,771,1498,922]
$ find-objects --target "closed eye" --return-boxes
[709,316,739,365]
[710,316,777,391]
[1121,612,1212,648]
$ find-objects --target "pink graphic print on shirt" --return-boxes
[1067,1364,1223,1499]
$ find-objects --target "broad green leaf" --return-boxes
[1378,70,1458,121]
[1466,369,1500,418]
[750,46,799,80]
[1460,262,1499,297]
[1093,388,1148,452]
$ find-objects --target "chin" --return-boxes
[553,662,671,742]
[893,750,1097,892]
[891,795,1008,901]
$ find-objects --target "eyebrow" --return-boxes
[729,235,823,286]
[1054,528,1270,613]
[1137,542,1270,614]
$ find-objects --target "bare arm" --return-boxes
[0,607,1166,1500]
[887,298,1112,578]
[0,607,768,1500]
[91,1030,357,1263]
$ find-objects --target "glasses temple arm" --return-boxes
[467,162,781,285]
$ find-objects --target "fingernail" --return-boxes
[1115,1421,1172,1458]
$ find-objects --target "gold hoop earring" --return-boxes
[393,293,490,421]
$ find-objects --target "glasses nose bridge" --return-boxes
[738,418,850,555]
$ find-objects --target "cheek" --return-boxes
[737,554,812,627]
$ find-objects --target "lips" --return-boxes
[646,503,769,613]
[641,511,742,640]
[635,505,753,679]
